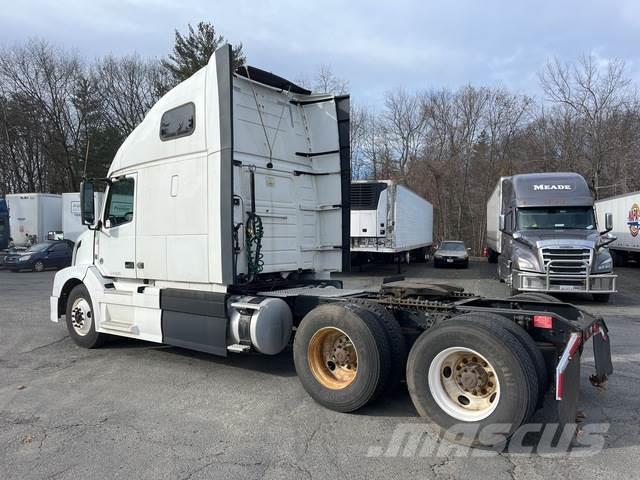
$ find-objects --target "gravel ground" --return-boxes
[0,259,638,479]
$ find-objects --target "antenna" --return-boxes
[82,139,90,179]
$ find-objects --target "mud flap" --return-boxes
[555,353,581,426]
[592,322,613,383]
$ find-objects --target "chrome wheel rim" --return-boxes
[428,347,500,421]
[70,298,92,336]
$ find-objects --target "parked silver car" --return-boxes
[433,240,469,268]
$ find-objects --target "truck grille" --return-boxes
[541,247,592,275]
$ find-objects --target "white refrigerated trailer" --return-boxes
[350,180,433,263]
[5,193,62,247]
[62,192,105,243]
[595,191,640,265]
[48,45,612,448]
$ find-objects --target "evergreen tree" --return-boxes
[162,22,245,83]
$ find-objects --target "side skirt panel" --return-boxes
[160,288,229,356]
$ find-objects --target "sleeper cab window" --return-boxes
[160,102,195,141]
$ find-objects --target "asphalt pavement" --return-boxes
[0,260,638,479]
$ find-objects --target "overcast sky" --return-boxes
[2,0,639,106]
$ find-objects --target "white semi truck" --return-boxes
[50,46,612,447]
[5,193,62,247]
[350,180,433,264]
[595,191,640,266]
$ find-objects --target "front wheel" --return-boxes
[592,293,611,303]
[33,260,45,272]
[65,284,106,348]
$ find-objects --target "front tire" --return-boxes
[592,293,611,303]
[406,319,538,446]
[65,284,106,348]
[33,260,45,272]
[293,304,391,412]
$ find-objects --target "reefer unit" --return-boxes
[595,191,640,265]
[350,180,433,260]
[6,193,62,247]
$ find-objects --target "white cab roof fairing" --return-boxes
[107,67,208,177]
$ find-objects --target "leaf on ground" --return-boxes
[21,435,33,444]
[16,385,26,390]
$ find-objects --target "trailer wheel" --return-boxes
[406,319,538,446]
[293,304,391,412]
[347,298,407,391]
[65,284,106,349]
[447,313,548,408]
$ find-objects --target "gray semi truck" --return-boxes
[486,172,617,302]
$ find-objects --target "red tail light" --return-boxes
[533,315,553,329]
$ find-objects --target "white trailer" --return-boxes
[62,192,105,243]
[595,191,640,265]
[486,177,504,262]
[350,180,433,263]
[47,45,612,448]
[5,193,62,247]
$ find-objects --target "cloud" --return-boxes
[1,0,639,105]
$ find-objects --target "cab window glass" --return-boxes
[105,179,134,227]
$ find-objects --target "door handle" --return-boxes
[124,261,134,269]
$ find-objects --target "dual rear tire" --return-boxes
[406,314,541,446]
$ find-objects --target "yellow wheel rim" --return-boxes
[308,327,358,390]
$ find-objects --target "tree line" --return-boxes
[1,23,638,254]
[350,55,640,253]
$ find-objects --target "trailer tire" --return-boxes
[451,313,548,407]
[406,318,538,446]
[65,284,106,349]
[293,304,392,412]
[347,298,407,391]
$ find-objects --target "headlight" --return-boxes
[596,258,612,272]
[19,255,32,261]
[516,257,536,270]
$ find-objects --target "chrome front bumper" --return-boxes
[513,262,617,293]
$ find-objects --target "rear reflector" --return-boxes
[555,332,582,400]
[533,315,553,329]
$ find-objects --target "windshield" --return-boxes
[517,207,595,230]
[440,242,465,251]
[27,243,51,252]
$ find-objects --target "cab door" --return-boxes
[96,174,137,279]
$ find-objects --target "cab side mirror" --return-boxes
[604,212,613,232]
[499,214,506,232]
[80,181,95,225]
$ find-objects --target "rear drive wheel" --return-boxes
[348,298,407,392]
[406,318,538,446]
[449,313,548,407]
[33,260,45,272]
[293,304,391,412]
[65,284,106,348]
